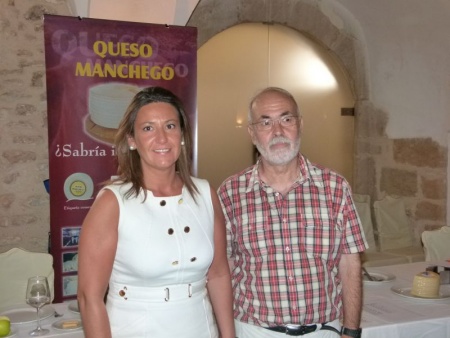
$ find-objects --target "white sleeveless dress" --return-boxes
[104,177,218,338]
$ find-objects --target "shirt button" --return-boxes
[286,247,290,252]
[160,200,166,206]
[184,226,190,233]
[168,228,174,235]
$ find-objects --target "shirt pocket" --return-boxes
[301,215,340,259]
[235,215,274,261]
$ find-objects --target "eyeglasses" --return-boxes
[250,115,299,131]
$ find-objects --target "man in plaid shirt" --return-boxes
[218,87,368,338]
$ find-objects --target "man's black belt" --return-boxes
[265,323,341,336]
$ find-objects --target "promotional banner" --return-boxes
[43,15,197,302]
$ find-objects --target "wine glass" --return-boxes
[25,276,51,336]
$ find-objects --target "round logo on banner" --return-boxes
[64,173,94,201]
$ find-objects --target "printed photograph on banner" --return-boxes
[62,251,79,273]
[63,275,78,297]
[62,227,81,248]
[85,82,143,145]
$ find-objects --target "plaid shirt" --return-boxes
[218,154,367,327]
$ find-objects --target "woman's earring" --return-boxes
[129,146,135,150]
[181,140,185,146]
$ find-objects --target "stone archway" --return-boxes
[189,0,449,234]
[188,0,373,195]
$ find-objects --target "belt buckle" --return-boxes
[285,324,316,336]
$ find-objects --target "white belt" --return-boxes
[108,279,206,303]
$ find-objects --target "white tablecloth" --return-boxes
[362,261,450,338]
[10,302,84,338]
[7,262,450,338]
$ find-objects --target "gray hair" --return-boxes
[247,87,300,123]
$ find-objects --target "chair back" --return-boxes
[421,226,450,261]
[374,196,414,251]
[0,248,54,308]
[353,194,377,252]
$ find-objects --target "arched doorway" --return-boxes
[197,23,355,188]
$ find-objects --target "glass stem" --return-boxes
[36,307,42,331]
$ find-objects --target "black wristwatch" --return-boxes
[342,327,362,338]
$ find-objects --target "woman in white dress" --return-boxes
[78,87,235,338]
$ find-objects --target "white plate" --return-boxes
[363,271,396,285]
[391,285,450,301]
[64,172,94,201]
[4,328,18,338]
[52,318,83,331]
[68,301,80,314]
[0,305,55,324]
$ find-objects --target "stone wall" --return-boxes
[0,0,70,253]
[0,0,447,253]
[354,100,447,241]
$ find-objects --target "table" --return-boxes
[361,260,450,338]
[11,302,84,338]
[7,262,450,338]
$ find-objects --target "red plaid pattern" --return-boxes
[218,154,367,327]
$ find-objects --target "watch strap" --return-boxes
[342,327,362,338]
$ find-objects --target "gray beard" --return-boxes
[255,136,300,166]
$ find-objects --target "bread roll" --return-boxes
[62,320,79,329]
